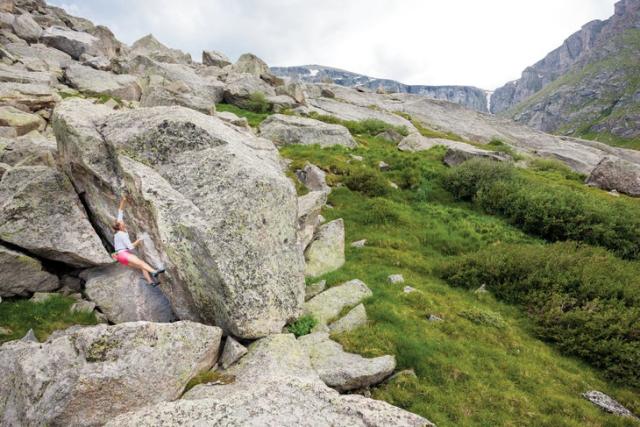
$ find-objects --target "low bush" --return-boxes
[442,158,515,201]
[440,241,640,386]
[344,168,390,197]
[244,91,271,114]
[287,315,317,337]
[361,198,402,225]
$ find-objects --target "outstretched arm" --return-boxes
[117,195,126,222]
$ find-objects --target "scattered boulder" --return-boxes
[275,82,306,104]
[305,280,326,301]
[202,50,231,68]
[304,279,372,325]
[220,336,248,369]
[216,111,250,129]
[0,63,57,85]
[21,328,38,342]
[0,243,58,297]
[298,332,396,391]
[107,334,432,427]
[351,239,367,248]
[379,160,390,171]
[388,274,404,284]
[80,53,111,71]
[223,73,276,109]
[376,129,404,143]
[259,114,357,148]
[0,82,61,112]
[70,299,96,313]
[304,218,345,277]
[328,303,367,334]
[0,165,112,267]
[427,314,443,322]
[231,53,281,85]
[295,162,330,193]
[0,105,45,135]
[3,42,72,74]
[297,190,327,250]
[350,154,364,161]
[0,131,57,165]
[11,12,41,42]
[403,286,416,294]
[586,156,640,197]
[130,34,192,64]
[41,26,101,59]
[54,100,305,338]
[0,321,222,426]
[444,145,512,167]
[582,391,638,419]
[64,63,141,101]
[29,291,56,302]
[0,326,11,335]
[83,264,176,324]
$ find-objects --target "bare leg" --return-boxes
[141,269,153,284]
[127,254,155,273]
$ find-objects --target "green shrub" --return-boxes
[307,112,408,138]
[440,241,640,386]
[244,92,271,113]
[344,168,390,197]
[287,315,317,337]
[442,158,515,201]
[528,158,586,181]
[361,198,402,225]
[459,309,506,329]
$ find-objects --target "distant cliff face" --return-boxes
[491,0,640,142]
[271,65,489,112]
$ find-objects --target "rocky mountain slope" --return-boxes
[271,64,490,112]
[491,0,640,145]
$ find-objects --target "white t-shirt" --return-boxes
[114,209,134,252]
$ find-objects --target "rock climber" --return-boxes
[111,194,165,286]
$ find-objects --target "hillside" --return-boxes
[271,64,489,112]
[492,0,640,148]
[0,0,639,426]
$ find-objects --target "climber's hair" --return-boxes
[113,221,125,232]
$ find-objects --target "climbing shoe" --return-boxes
[151,269,166,280]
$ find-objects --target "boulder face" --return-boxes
[304,279,373,325]
[130,34,192,64]
[53,99,305,338]
[202,50,231,68]
[0,243,59,297]
[586,156,640,197]
[0,165,112,267]
[41,25,101,59]
[64,63,142,101]
[106,334,433,427]
[259,114,357,148]
[0,321,222,426]
[304,218,345,277]
[83,264,176,324]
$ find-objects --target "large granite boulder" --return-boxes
[303,279,372,325]
[4,42,72,74]
[329,303,367,333]
[64,63,141,101]
[298,332,396,391]
[0,63,57,85]
[296,162,330,193]
[304,218,345,277]
[0,165,111,267]
[202,49,231,68]
[0,82,61,112]
[11,12,41,42]
[259,114,357,148]
[0,321,222,426]
[231,53,281,85]
[53,99,305,338]
[0,105,45,135]
[0,243,58,297]
[83,264,176,324]
[106,334,433,427]
[130,34,192,64]
[223,73,276,109]
[0,131,57,165]
[41,26,101,59]
[586,156,640,197]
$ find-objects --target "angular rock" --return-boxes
[259,114,357,148]
[0,165,112,266]
[130,34,191,64]
[351,239,367,248]
[223,73,276,110]
[297,190,327,250]
[216,110,250,129]
[0,243,58,297]
[0,321,222,426]
[0,63,56,85]
[444,145,512,167]
[295,162,330,193]
[304,218,345,277]
[379,160,390,171]
[275,82,306,104]
[298,332,395,391]
[30,291,56,302]
[80,54,111,71]
[202,50,231,68]
[41,26,100,59]
[231,53,281,85]
[582,391,638,418]
[427,314,443,322]
[0,132,56,165]
[70,299,95,313]
[0,105,44,135]
[403,286,416,294]
[304,279,372,325]
[0,82,61,112]
[388,274,404,284]
[0,326,11,335]
[107,334,432,427]
[54,99,305,338]
[586,156,640,197]
[305,280,326,301]
[65,63,141,101]
[220,336,248,369]
[376,129,404,143]
[328,303,367,334]
[83,264,175,323]
[4,42,72,74]
[21,328,38,342]
[12,12,41,42]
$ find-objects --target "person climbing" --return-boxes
[111,194,165,286]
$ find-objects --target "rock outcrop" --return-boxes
[259,114,356,148]
[0,243,58,297]
[106,334,433,427]
[0,321,222,426]
[64,63,141,101]
[54,99,305,338]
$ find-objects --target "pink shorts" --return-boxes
[114,250,132,266]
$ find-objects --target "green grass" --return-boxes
[287,314,318,337]
[0,295,97,344]
[279,128,640,426]
[216,103,270,127]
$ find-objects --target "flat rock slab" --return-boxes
[304,280,326,301]
[83,264,176,324]
[0,243,58,297]
[304,218,345,277]
[0,82,61,112]
[65,63,141,101]
[298,332,396,392]
[304,279,372,325]
[328,303,367,334]
[0,165,112,267]
[0,321,222,426]
[41,25,101,59]
[0,131,57,166]
[107,334,432,427]
[0,105,45,136]
[582,391,638,419]
[259,114,356,148]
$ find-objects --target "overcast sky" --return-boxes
[48,0,618,90]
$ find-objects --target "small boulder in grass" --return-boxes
[351,239,367,248]
[582,391,638,419]
[427,314,443,322]
[21,329,38,342]
[379,161,390,171]
[403,286,416,294]
[387,274,404,284]
[350,154,363,162]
